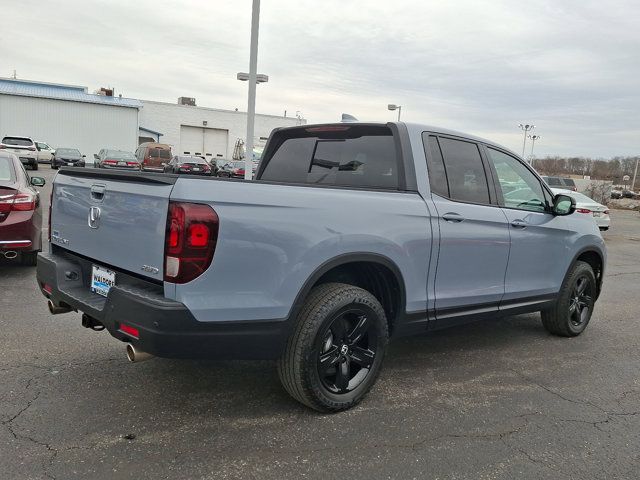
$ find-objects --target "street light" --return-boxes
[238,0,264,180]
[528,134,540,166]
[388,104,402,121]
[518,123,535,159]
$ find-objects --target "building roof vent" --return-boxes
[178,97,196,106]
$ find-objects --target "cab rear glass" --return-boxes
[259,125,399,189]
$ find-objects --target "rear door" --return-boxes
[423,134,510,323]
[51,170,175,280]
[483,146,572,303]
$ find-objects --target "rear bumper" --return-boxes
[36,250,289,360]
[0,211,40,252]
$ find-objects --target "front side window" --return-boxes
[438,137,490,204]
[486,148,547,212]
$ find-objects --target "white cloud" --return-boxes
[1,0,639,157]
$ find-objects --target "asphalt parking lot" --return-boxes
[1,166,639,479]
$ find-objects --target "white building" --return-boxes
[0,77,305,162]
[0,78,141,156]
[139,100,304,161]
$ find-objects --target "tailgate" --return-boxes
[51,169,177,280]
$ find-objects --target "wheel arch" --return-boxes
[567,247,605,299]
[286,253,407,335]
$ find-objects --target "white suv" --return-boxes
[35,141,55,163]
[0,136,38,170]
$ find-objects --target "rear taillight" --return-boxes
[126,161,138,166]
[576,208,592,214]
[0,191,36,212]
[164,202,219,284]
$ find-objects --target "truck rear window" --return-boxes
[260,125,399,189]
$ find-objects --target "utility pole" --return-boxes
[244,0,261,180]
[632,156,639,191]
[528,134,540,167]
[518,123,535,159]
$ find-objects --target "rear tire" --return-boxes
[21,251,38,266]
[541,261,596,337]
[278,283,388,412]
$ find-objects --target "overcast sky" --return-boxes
[2,0,639,157]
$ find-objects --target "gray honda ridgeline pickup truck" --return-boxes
[37,122,605,412]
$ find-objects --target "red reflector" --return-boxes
[189,223,209,247]
[2,240,32,248]
[576,208,592,214]
[42,283,53,294]
[120,324,139,338]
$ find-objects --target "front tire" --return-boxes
[278,283,388,412]
[541,261,596,337]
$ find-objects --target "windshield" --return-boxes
[177,156,207,164]
[56,148,81,156]
[2,137,32,147]
[107,150,136,160]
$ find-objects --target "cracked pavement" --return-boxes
[1,169,639,479]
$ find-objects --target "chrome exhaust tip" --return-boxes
[126,343,154,363]
[2,251,18,259]
[47,299,72,315]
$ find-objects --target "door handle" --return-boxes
[511,219,527,228]
[442,212,464,223]
[90,184,106,202]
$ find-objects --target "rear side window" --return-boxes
[2,137,32,147]
[260,126,399,189]
[0,156,16,181]
[424,135,449,197]
[428,137,490,204]
[545,177,563,186]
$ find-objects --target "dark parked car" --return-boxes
[0,152,45,265]
[94,149,139,170]
[164,155,215,175]
[217,160,248,178]
[541,176,577,191]
[621,190,638,199]
[135,143,172,172]
[51,148,85,169]
[0,136,39,170]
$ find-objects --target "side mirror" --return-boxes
[30,177,46,187]
[552,194,576,216]
[82,155,86,158]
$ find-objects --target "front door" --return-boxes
[483,146,572,304]
[423,134,510,324]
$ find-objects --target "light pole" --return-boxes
[528,134,540,166]
[518,123,535,159]
[238,0,263,180]
[388,104,402,121]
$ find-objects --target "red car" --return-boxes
[0,152,46,265]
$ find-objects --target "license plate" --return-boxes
[118,161,126,166]
[193,167,200,171]
[91,265,116,297]
[67,162,74,166]
[593,212,602,217]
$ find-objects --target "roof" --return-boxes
[139,126,163,136]
[0,78,142,109]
